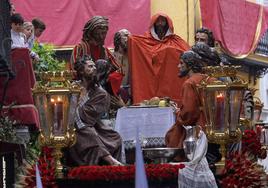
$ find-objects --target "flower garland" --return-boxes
[242,129,267,159]
[220,129,268,187]
[221,152,267,187]
[16,146,184,187]
[68,163,185,183]
[16,146,57,188]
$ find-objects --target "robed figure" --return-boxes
[128,13,189,104]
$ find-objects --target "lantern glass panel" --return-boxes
[204,90,216,126]
[255,124,264,144]
[254,109,261,122]
[203,89,227,133]
[35,94,50,136]
[68,93,80,128]
[49,94,68,136]
[229,89,244,132]
[261,126,268,146]
[34,94,49,137]
[202,89,214,128]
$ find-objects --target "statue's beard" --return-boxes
[94,40,104,46]
[154,25,168,39]
[84,73,98,89]
[91,37,105,46]
[121,43,128,54]
[179,69,190,78]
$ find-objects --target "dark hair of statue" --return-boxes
[95,59,111,85]
[95,59,114,95]
[191,43,221,66]
[113,31,122,52]
[82,16,108,42]
[180,51,204,73]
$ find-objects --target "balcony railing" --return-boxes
[255,30,268,56]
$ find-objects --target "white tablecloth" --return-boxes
[115,107,175,149]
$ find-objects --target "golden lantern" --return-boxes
[32,71,81,177]
[253,97,266,149]
[198,66,247,170]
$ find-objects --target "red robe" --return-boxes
[128,13,190,104]
[165,73,211,149]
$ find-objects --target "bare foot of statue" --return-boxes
[103,155,124,166]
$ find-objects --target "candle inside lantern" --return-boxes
[51,97,63,135]
[215,92,225,132]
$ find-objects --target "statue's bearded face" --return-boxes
[83,60,97,80]
[178,59,190,78]
[154,16,168,40]
[120,32,130,53]
[195,32,209,45]
[91,27,108,46]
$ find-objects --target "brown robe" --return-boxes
[165,73,209,149]
[69,86,122,166]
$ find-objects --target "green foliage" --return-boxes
[0,114,40,157]
[25,131,41,161]
[0,115,17,142]
[14,132,41,186]
[32,42,66,72]
[0,114,41,185]
[15,136,41,188]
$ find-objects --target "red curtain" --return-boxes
[0,49,39,127]
[12,0,151,48]
[200,0,268,57]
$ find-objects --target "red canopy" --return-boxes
[12,0,150,48]
[200,0,268,57]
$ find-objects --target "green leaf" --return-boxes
[32,42,67,73]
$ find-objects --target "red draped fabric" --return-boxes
[129,14,190,104]
[200,0,268,57]
[12,0,150,48]
[0,49,39,127]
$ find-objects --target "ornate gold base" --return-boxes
[53,148,64,178]
[215,142,226,175]
[206,129,242,175]
[38,130,76,178]
[215,160,225,175]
